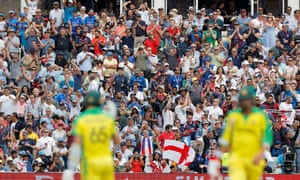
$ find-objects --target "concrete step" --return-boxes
[0,0,20,16]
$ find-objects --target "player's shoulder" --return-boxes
[226,108,242,117]
[252,107,267,116]
[73,108,101,124]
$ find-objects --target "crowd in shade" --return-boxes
[0,0,300,174]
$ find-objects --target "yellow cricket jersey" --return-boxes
[72,107,116,160]
[220,107,272,158]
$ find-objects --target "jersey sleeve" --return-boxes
[110,118,116,136]
[219,112,233,147]
[71,115,83,136]
[262,112,273,147]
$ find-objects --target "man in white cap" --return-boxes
[238,60,254,79]
[49,1,64,27]
[138,3,150,25]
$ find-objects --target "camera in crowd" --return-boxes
[281,145,296,174]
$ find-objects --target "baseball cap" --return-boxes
[38,151,46,156]
[57,138,65,142]
[239,87,255,101]
[19,150,27,156]
[242,60,250,65]
[8,10,15,14]
[20,12,26,17]
[84,91,101,106]
[106,51,113,56]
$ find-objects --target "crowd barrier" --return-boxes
[0,173,300,180]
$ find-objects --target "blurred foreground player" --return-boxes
[209,87,273,180]
[62,91,120,180]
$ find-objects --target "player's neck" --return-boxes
[241,107,252,115]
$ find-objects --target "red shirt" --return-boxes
[144,38,159,55]
[92,36,106,55]
[158,131,175,148]
[131,160,143,172]
[146,24,161,45]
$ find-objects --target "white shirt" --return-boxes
[0,21,6,31]
[42,103,56,115]
[88,80,99,91]
[0,39,5,49]
[128,91,144,102]
[181,56,195,73]
[76,51,93,72]
[121,149,133,164]
[49,8,64,27]
[36,136,55,156]
[69,104,81,119]
[0,94,15,115]
[162,110,175,128]
[148,55,158,72]
[279,102,295,125]
[205,106,223,120]
[283,65,298,80]
[175,105,187,124]
[26,0,38,17]
[119,61,134,78]
[139,10,150,25]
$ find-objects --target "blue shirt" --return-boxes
[168,74,183,89]
[64,6,76,23]
[8,18,17,31]
[236,16,251,33]
[286,90,300,108]
[129,76,146,91]
[84,16,96,31]
[16,21,28,33]
[41,38,55,55]
[59,80,74,89]
[55,92,68,104]
[69,16,82,34]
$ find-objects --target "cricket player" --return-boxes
[210,87,273,180]
[62,91,120,180]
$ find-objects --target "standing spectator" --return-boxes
[243,21,260,46]
[31,9,44,30]
[4,29,20,54]
[63,0,76,24]
[132,13,146,48]
[84,9,97,31]
[146,18,161,47]
[236,9,251,33]
[49,1,64,28]
[202,23,217,47]
[0,117,9,154]
[277,24,293,49]
[158,125,175,149]
[36,129,55,157]
[55,27,72,60]
[144,32,159,55]
[0,87,15,115]
[103,51,118,78]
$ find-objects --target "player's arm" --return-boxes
[68,135,82,170]
[253,113,273,165]
[262,113,273,150]
[219,113,233,152]
[63,117,82,180]
[112,130,120,146]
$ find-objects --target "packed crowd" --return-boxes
[0,0,300,175]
